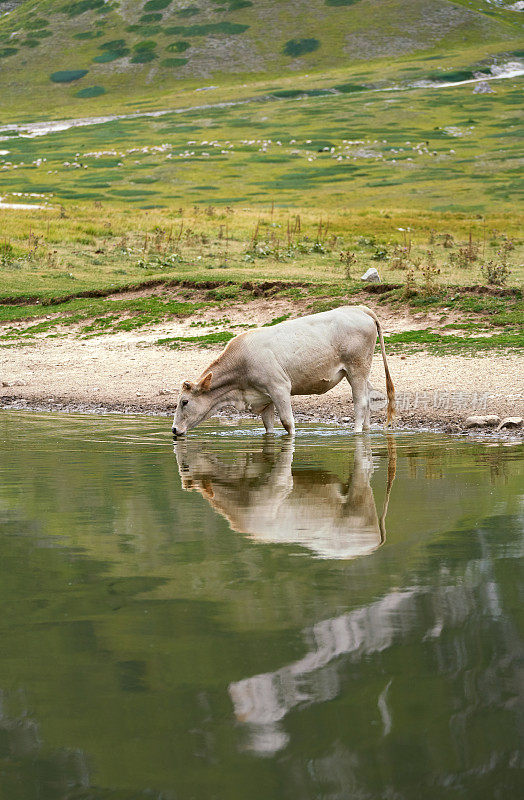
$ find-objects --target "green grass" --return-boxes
[385,328,524,354]
[156,331,235,348]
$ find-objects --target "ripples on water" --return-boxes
[0,411,522,799]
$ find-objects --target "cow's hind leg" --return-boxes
[269,388,295,435]
[261,403,275,433]
[347,374,370,433]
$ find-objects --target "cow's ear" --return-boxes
[199,372,213,393]
[182,380,194,391]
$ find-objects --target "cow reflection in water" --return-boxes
[175,436,396,561]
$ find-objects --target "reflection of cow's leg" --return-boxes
[269,388,295,435]
[261,403,275,433]
[347,374,369,433]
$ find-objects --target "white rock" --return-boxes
[361,267,381,283]
[465,415,501,428]
[496,417,523,430]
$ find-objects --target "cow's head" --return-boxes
[172,372,213,436]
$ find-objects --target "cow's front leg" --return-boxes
[270,389,295,435]
[260,402,275,433]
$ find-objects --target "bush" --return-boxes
[283,38,320,57]
[140,13,162,22]
[326,0,360,5]
[50,70,89,83]
[0,48,18,58]
[481,259,511,286]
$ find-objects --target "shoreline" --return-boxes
[1,395,522,441]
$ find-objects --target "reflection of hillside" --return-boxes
[230,527,524,760]
[175,437,396,559]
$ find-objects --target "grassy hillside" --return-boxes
[0,0,522,120]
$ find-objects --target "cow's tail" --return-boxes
[359,305,395,426]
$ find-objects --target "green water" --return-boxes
[0,412,522,800]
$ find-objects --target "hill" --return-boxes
[0,0,522,119]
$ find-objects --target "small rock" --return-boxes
[465,415,501,429]
[361,267,381,283]
[158,388,174,396]
[473,81,494,94]
[13,379,28,386]
[497,417,523,430]
[341,417,351,423]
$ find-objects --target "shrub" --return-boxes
[0,48,18,58]
[140,13,162,22]
[50,69,89,82]
[283,38,320,57]
[23,39,41,48]
[481,259,511,286]
[166,40,190,52]
[326,0,360,4]
[75,85,106,97]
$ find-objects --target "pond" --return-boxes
[0,412,522,799]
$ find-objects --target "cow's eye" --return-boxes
[181,399,189,407]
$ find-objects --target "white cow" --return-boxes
[172,305,394,435]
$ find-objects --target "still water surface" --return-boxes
[0,412,522,799]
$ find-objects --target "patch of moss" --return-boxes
[134,40,157,51]
[100,39,127,50]
[50,69,89,83]
[61,0,105,17]
[25,18,50,29]
[334,82,366,93]
[143,0,171,10]
[283,38,320,57]
[164,21,249,35]
[75,85,106,98]
[166,40,190,52]
[93,49,130,62]
[161,57,189,67]
[176,6,200,16]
